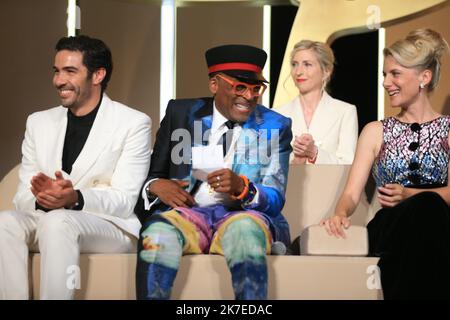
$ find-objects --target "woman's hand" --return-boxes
[291,156,307,164]
[320,214,351,238]
[377,183,410,207]
[293,134,318,161]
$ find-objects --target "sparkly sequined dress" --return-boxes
[367,116,450,299]
[372,116,450,188]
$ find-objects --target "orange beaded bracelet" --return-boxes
[231,175,249,200]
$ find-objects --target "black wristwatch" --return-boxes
[66,190,84,210]
[242,182,257,206]
[146,183,158,202]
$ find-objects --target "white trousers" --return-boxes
[0,209,136,300]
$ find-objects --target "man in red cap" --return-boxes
[134,44,293,300]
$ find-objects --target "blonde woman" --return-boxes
[276,40,358,164]
[321,29,450,299]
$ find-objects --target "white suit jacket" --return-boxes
[13,94,151,237]
[275,92,358,164]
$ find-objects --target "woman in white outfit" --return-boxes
[276,40,358,164]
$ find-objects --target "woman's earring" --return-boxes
[321,78,327,92]
[419,82,425,89]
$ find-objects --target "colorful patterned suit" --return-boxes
[134,97,292,299]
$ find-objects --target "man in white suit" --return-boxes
[0,35,151,299]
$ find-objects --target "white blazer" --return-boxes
[13,94,151,237]
[276,92,358,164]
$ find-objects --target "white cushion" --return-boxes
[300,225,369,256]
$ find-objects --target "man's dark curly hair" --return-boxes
[55,35,113,91]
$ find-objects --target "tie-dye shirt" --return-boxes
[372,116,450,187]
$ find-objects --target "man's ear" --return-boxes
[209,77,218,95]
[92,68,106,86]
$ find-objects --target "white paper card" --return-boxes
[191,145,225,181]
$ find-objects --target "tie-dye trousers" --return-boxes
[135,204,272,300]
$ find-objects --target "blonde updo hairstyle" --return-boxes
[383,28,449,91]
[290,40,335,86]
